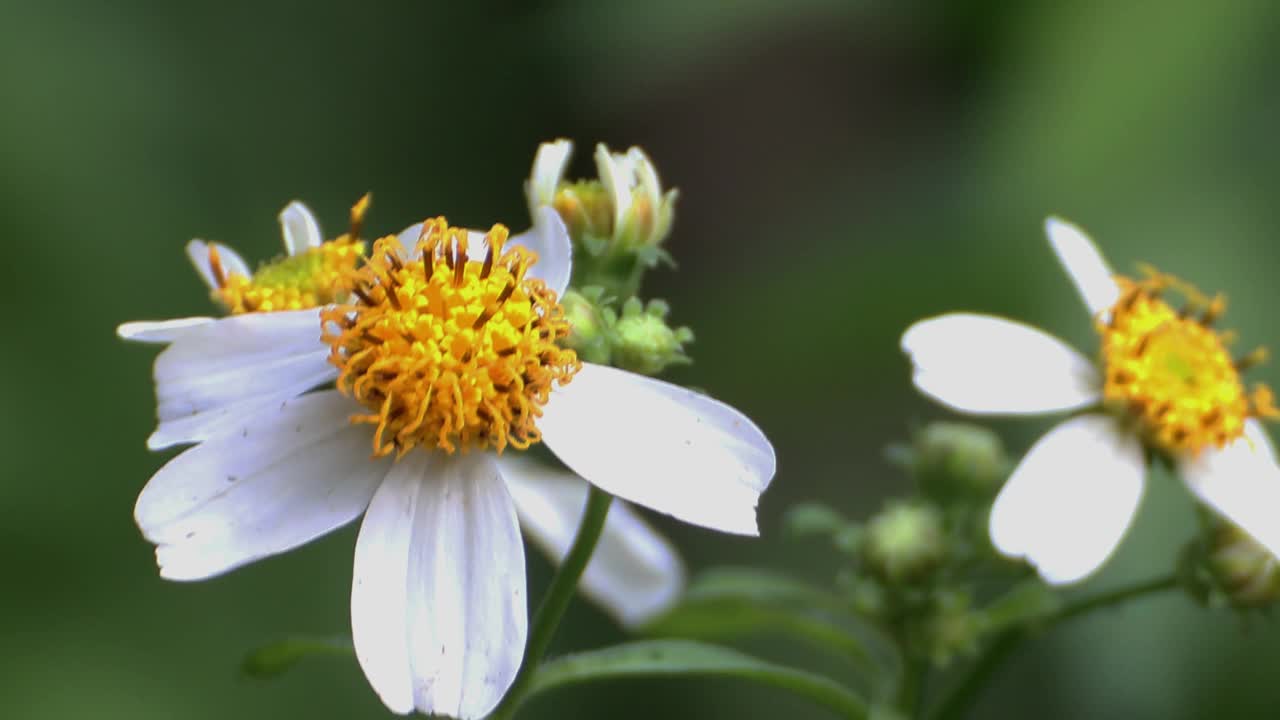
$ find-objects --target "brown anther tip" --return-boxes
[207,245,228,288]
[353,286,376,307]
[349,193,372,239]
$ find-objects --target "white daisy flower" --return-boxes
[901,217,1280,585]
[122,207,774,718]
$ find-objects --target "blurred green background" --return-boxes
[4,0,1280,717]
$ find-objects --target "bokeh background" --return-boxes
[4,0,1280,718]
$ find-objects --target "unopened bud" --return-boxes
[910,422,1009,501]
[560,289,613,365]
[861,502,946,584]
[611,297,693,376]
[1207,521,1280,608]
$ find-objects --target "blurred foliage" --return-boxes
[3,0,1280,718]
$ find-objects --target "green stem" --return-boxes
[928,573,1179,720]
[490,485,614,720]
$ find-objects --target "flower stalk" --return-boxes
[491,485,615,720]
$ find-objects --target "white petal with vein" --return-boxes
[279,201,324,255]
[135,391,388,580]
[352,452,527,719]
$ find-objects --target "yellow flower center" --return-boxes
[321,218,580,457]
[209,196,369,314]
[1099,267,1277,455]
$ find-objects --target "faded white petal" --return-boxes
[526,138,573,212]
[279,201,324,255]
[135,391,388,581]
[500,456,685,627]
[540,363,775,536]
[1045,216,1121,320]
[1182,420,1280,559]
[509,206,572,297]
[901,313,1101,415]
[352,452,526,719]
[149,309,334,449]
[990,414,1145,584]
[117,317,216,345]
[186,239,250,291]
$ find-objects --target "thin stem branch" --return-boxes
[928,573,1180,720]
[489,485,614,720]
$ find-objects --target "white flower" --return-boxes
[121,204,774,718]
[902,217,1280,585]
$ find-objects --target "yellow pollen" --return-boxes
[1099,268,1277,455]
[212,196,371,314]
[320,217,580,457]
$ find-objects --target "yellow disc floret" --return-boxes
[321,217,580,457]
[209,195,370,314]
[211,240,365,314]
[1099,267,1278,455]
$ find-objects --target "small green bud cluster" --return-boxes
[559,288,694,376]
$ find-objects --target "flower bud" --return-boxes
[1206,520,1280,608]
[525,139,678,297]
[611,297,693,376]
[913,592,981,667]
[861,502,947,584]
[909,422,1009,501]
[559,288,613,365]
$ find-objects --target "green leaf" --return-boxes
[241,635,354,679]
[643,567,898,695]
[528,639,869,719]
[682,566,847,608]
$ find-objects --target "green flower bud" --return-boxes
[559,288,613,365]
[1206,521,1280,608]
[861,502,947,584]
[611,297,693,376]
[913,592,981,667]
[910,422,1010,501]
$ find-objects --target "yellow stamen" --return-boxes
[1099,269,1275,455]
[320,217,580,457]
[212,196,368,314]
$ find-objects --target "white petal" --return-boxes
[594,143,633,233]
[540,363,775,536]
[499,456,685,627]
[117,317,216,345]
[1182,420,1280,558]
[901,313,1101,415]
[509,206,572,297]
[186,239,250,291]
[629,147,662,206]
[352,452,526,719]
[279,201,324,255]
[526,138,573,211]
[989,414,1145,584]
[135,391,388,581]
[149,309,335,449]
[1045,217,1121,320]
